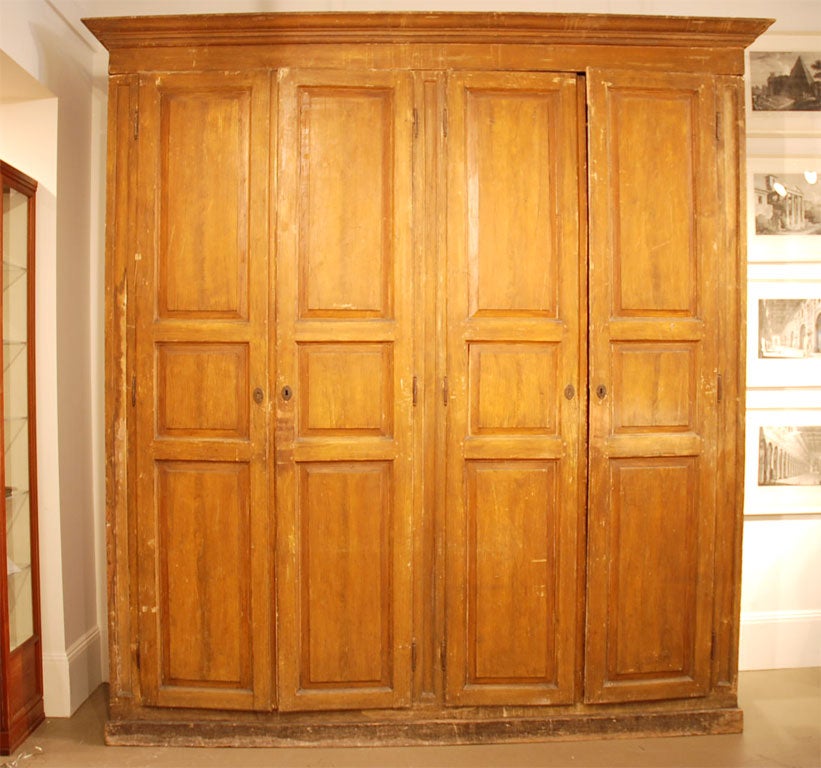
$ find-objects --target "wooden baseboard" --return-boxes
[105,707,743,747]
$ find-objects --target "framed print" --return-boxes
[747,157,821,261]
[745,408,821,516]
[747,35,821,135]
[747,276,821,387]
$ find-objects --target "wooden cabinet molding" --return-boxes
[86,11,770,748]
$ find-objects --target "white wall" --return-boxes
[1,0,818,722]
[0,1,103,716]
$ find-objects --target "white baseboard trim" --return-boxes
[739,609,821,671]
[42,625,104,717]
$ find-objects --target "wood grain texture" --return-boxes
[92,10,762,744]
[444,71,583,707]
[585,69,719,704]
[133,70,272,711]
[275,68,414,713]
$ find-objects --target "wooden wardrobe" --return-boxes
[85,11,771,746]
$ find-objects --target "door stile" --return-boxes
[104,74,139,704]
[410,71,449,704]
[711,76,745,693]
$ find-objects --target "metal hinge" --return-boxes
[443,107,448,137]
[135,644,141,671]
[440,640,446,672]
[133,106,139,140]
[412,108,419,139]
[442,376,449,407]
[715,111,722,142]
[411,641,418,673]
[132,375,137,407]
[717,373,723,403]
[412,376,418,407]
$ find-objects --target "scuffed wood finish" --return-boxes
[585,70,720,704]
[132,70,273,711]
[83,12,770,78]
[444,71,583,707]
[274,68,414,712]
[89,10,769,746]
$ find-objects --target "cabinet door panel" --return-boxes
[444,71,584,706]
[275,69,414,711]
[586,69,719,703]
[134,71,272,711]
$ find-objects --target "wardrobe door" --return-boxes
[444,72,585,706]
[585,70,720,704]
[275,69,415,711]
[133,72,273,710]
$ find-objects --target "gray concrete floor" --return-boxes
[7,668,820,768]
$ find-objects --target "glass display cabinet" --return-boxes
[0,160,43,755]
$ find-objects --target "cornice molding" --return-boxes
[83,11,773,53]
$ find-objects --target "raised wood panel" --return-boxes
[465,89,560,318]
[157,343,249,439]
[611,343,695,433]
[298,462,392,689]
[156,462,252,691]
[297,84,394,319]
[469,343,559,435]
[445,71,582,707]
[467,461,558,684]
[276,68,413,712]
[157,84,250,319]
[298,343,393,437]
[586,69,718,704]
[606,459,698,681]
[607,87,699,317]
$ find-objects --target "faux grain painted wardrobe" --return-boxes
[85,11,770,747]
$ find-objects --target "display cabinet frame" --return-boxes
[0,160,43,756]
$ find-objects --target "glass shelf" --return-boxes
[3,261,27,291]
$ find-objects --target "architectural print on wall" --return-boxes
[748,159,821,260]
[759,426,821,485]
[749,52,821,111]
[759,298,821,358]
[747,275,821,387]
[745,409,821,515]
[753,172,821,235]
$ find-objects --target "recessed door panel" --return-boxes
[465,89,560,318]
[297,85,394,319]
[157,343,249,439]
[469,343,559,435]
[134,71,272,711]
[276,69,414,712]
[445,71,584,707]
[298,343,393,437]
[298,462,393,690]
[467,461,559,684]
[605,458,699,681]
[158,88,249,319]
[608,90,698,317]
[157,462,252,692]
[586,69,719,704]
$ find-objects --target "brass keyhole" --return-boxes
[282,385,293,401]
[596,384,607,400]
[252,387,264,404]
